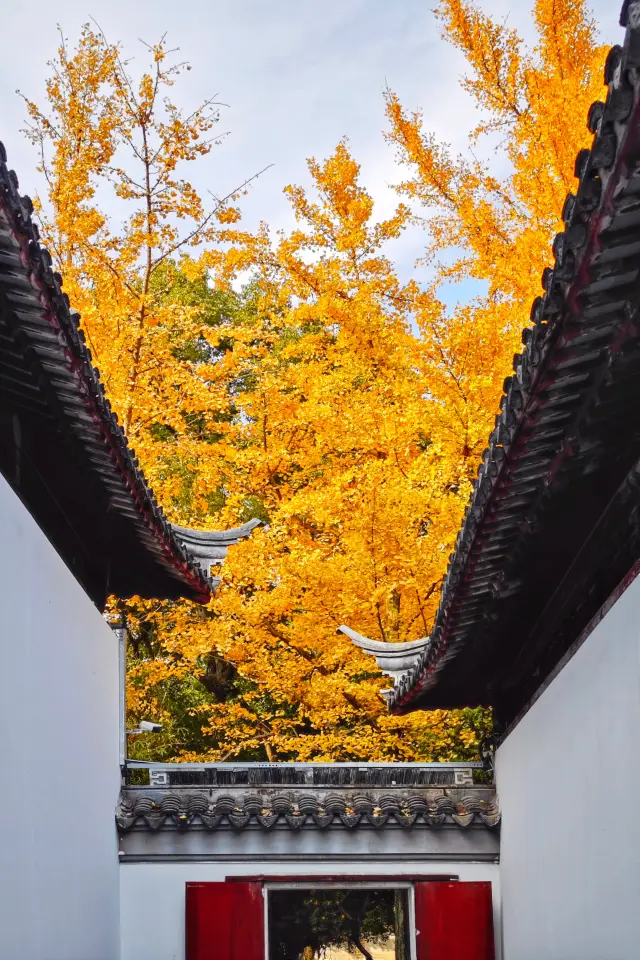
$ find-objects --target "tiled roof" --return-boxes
[117,787,500,833]
[391,4,640,714]
[124,761,483,788]
[0,143,258,605]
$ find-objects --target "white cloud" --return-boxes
[0,0,623,289]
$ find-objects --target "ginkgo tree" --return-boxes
[386,0,606,325]
[23,0,607,761]
[125,142,488,762]
[22,25,262,499]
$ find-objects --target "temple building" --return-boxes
[3,3,640,959]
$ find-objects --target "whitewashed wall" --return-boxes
[497,571,640,960]
[120,860,501,960]
[0,475,121,960]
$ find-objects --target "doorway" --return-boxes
[265,883,415,960]
[185,876,495,960]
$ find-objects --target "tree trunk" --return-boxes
[350,937,374,960]
[394,889,408,960]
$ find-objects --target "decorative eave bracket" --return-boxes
[339,625,431,702]
[170,518,263,585]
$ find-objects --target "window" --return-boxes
[266,884,412,960]
[185,878,494,960]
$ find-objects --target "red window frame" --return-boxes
[186,876,495,960]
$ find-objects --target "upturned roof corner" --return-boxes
[339,625,430,701]
[387,5,640,719]
[0,143,261,608]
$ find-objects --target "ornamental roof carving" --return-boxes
[170,519,263,580]
[338,626,429,701]
[117,786,500,833]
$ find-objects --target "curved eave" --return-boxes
[339,625,430,682]
[117,786,501,833]
[391,7,640,713]
[169,518,263,577]
[0,142,241,606]
[171,518,263,546]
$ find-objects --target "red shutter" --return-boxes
[414,881,495,960]
[186,881,265,960]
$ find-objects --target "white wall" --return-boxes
[120,860,501,960]
[497,571,640,960]
[0,475,121,960]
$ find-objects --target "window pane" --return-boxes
[268,888,410,960]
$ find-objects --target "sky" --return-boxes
[0,0,623,306]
